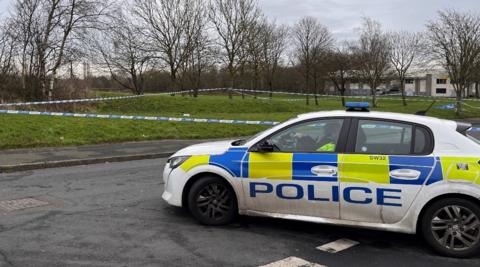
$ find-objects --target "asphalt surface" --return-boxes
[0,159,480,267]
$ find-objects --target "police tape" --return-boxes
[234,89,480,103]
[0,88,228,107]
[0,95,144,107]
[146,88,227,96]
[0,109,280,126]
[231,89,304,102]
[1,108,478,132]
[233,89,436,103]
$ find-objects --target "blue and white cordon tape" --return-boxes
[0,109,280,126]
[0,88,227,107]
[0,95,144,107]
[234,89,480,103]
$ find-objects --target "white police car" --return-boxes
[162,103,480,258]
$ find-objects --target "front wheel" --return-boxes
[187,176,237,226]
[421,198,480,258]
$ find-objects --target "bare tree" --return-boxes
[427,10,480,115]
[325,43,355,107]
[209,0,260,99]
[388,31,426,106]
[11,0,43,99]
[0,22,17,97]
[180,4,213,97]
[351,17,391,107]
[474,62,480,98]
[260,21,288,97]
[244,16,265,96]
[93,6,153,95]
[10,0,109,100]
[293,16,333,105]
[135,0,205,91]
[187,32,216,97]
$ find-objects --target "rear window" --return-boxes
[355,120,413,155]
[354,119,433,155]
[467,128,480,145]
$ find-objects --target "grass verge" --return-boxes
[0,93,479,149]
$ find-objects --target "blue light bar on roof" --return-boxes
[345,102,370,111]
[346,102,369,108]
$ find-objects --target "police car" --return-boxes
[162,103,480,258]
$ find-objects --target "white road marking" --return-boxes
[259,256,326,267]
[316,238,359,253]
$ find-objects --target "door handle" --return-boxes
[390,169,421,180]
[311,165,338,177]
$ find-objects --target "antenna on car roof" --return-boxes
[415,100,437,116]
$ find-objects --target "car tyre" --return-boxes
[421,198,480,258]
[188,176,237,226]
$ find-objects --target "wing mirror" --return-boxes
[252,140,275,153]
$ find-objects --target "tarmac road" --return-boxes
[0,159,479,267]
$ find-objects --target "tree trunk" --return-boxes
[48,74,54,101]
[371,88,377,108]
[70,61,74,79]
[314,75,318,106]
[229,67,234,100]
[305,72,309,106]
[340,89,346,107]
[476,82,479,98]
[400,79,407,106]
[269,80,273,98]
[456,89,462,117]
[170,69,177,96]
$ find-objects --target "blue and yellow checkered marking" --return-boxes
[180,147,479,187]
[292,153,338,182]
[389,156,435,185]
[209,148,247,177]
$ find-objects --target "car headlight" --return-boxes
[167,156,190,169]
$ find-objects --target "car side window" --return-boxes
[355,120,413,155]
[414,127,431,154]
[268,119,344,153]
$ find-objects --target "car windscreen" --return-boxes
[232,117,297,146]
[467,127,480,145]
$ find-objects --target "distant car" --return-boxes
[162,103,480,258]
[381,87,400,95]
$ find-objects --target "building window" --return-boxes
[436,88,447,94]
[405,79,414,84]
[437,79,447,84]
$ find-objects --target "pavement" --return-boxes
[0,140,212,173]
[0,159,479,267]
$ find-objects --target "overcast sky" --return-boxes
[0,0,478,40]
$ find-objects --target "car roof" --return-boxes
[296,110,455,128]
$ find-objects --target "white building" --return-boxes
[325,71,478,97]
[404,73,454,97]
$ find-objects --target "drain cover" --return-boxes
[0,198,49,212]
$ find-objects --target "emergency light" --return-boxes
[345,102,370,112]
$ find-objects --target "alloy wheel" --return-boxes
[196,183,233,221]
[431,205,480,251]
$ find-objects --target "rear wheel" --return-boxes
[421,198,480,258]
[187,176,237,226]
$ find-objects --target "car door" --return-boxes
[242,118,349,219]
[339,118,436,224]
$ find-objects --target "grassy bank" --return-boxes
[0,93,479,149]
